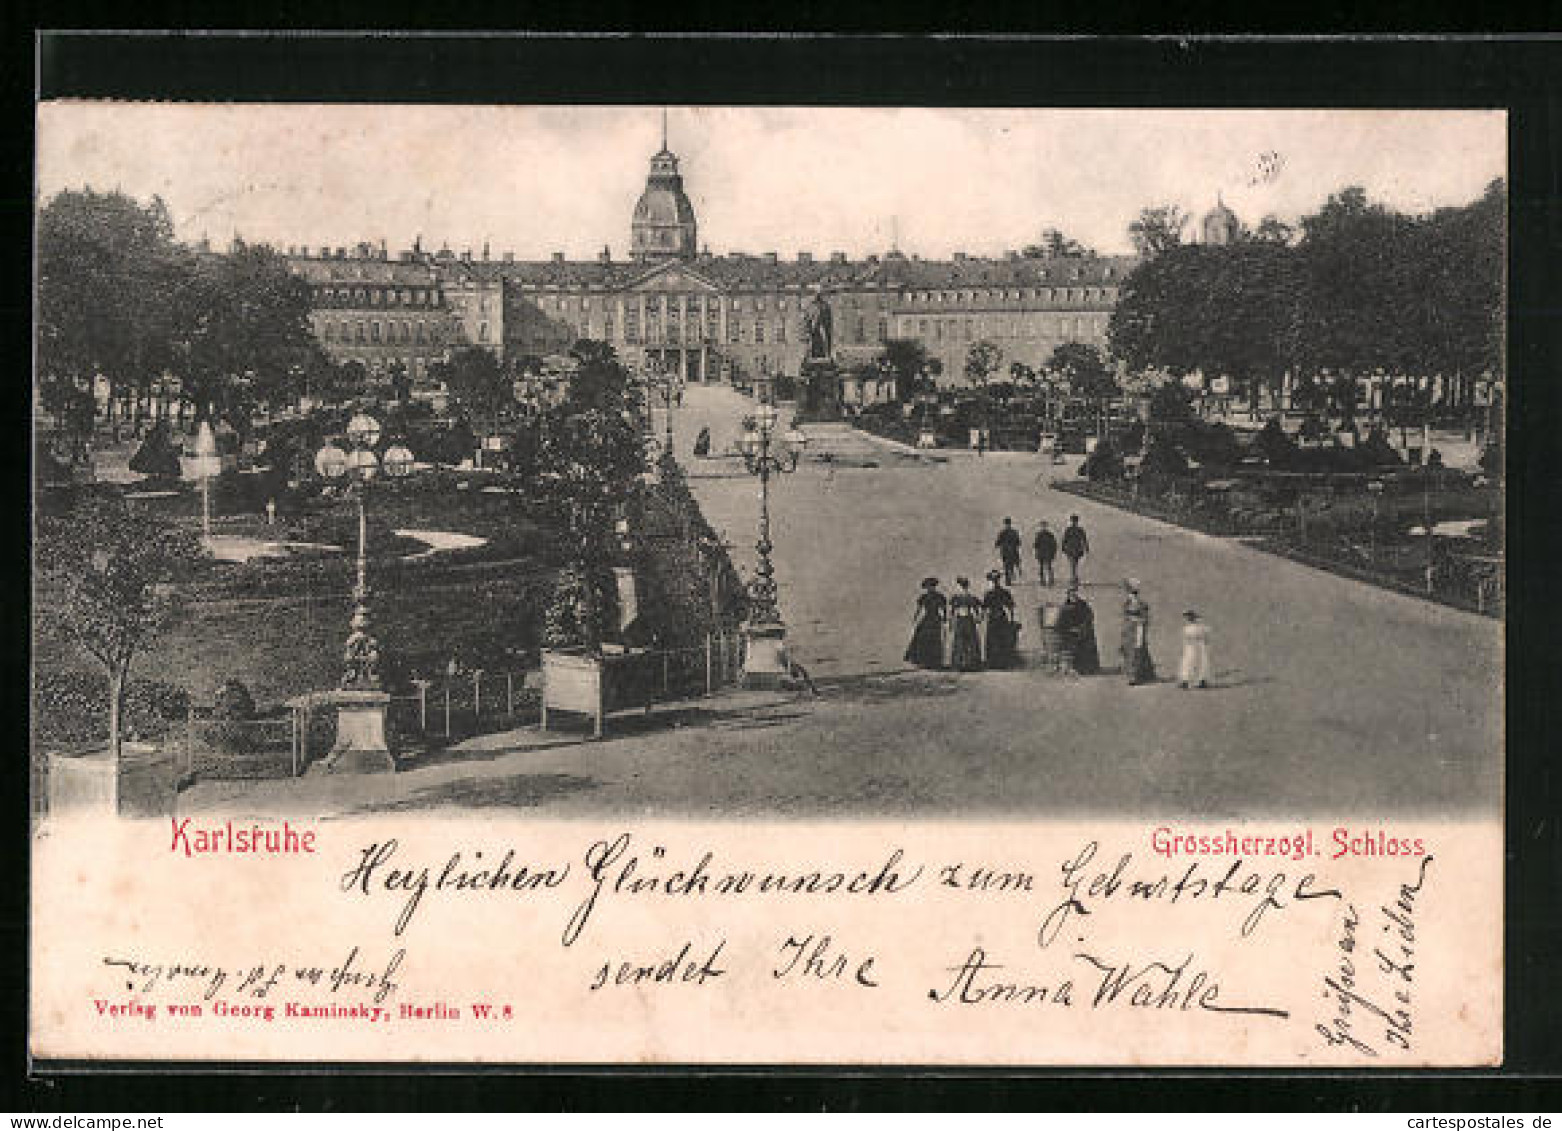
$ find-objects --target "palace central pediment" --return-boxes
[625,261,721,294]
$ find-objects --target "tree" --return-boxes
[36,495,205,759]
[328,360,370,406]
[532,340,648,562]
[1128,205,1190,257]
[1022,229,1094,258]
[36,189,184,431]
[127,419,182,480]
[1247,215,1296,246]
[963,340,1003,389]
[566,339,643,419]
[1148,380,1195,423]
[1110,243,1301,409]
[435,346,512,428]
[387,361,413,405]
[173,241,318,422]
[1048,342,1118,401]
[880,338,931,399]
[1293,185,1421,378]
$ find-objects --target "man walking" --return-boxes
[1061,514,1090,584]
[995,517,1023,585]
[1033,521,1058,586]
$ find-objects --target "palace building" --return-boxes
[284,131,1207,393]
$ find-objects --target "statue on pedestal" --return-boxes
[799,291,840,419]
[803,292,833,361]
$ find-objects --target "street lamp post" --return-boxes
[735,401,809,687]
[1367,478,1384,566]
[311,412,416,773]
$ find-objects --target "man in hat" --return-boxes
[994,517,1023,585]
[1179,609,1211,689]
[1061,515,1090,584]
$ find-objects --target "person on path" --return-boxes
[1061,515,1090,583]
[949,576,984,672]
[995,517,1023,585]
[1056,581,1100,675]
[981,570,1020,669]
[1120,578,1156,686]
[1033,521,1058,587]
[692,426,712,458]
[1179,609,1211,689]
[903,577,948,669]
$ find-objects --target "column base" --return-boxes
[310,690,396,774]
[741,621,794,689]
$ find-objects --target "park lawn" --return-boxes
[121,469,552,561]
[37,467,567,738]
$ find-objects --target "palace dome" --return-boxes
[631,147,698,261]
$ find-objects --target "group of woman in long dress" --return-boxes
[906,572,1210,687]
[905,572,1021,672]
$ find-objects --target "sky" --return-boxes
[35,104,1505,260]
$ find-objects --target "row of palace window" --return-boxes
[530,293,805,316]
[315,285,442,307]
[531,305,897,349]
[319,318,451,345]
[902,314,1109,341]
[905,286,1118,305]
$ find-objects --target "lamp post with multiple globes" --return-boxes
[310,412,416,772]
[735,401,808,687]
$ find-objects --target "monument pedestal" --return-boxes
[741,621,794,689]
[310,689,396,774]
[797,359,841,421]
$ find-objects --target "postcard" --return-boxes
[31,99,1504,1066]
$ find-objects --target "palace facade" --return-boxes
[286,135,1186,392]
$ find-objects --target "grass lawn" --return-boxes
[36,465,739,745]
[36,473,566,738]
[35,566,556,725]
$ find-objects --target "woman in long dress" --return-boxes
[1120,578,1156,685]
[904,577,947,669]
[1178,609,1211,689]
[981,570,1020,669]
[949,576,984,672]
[1056,582,1100,674]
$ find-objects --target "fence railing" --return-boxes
[1058,478,1503,618]
[301,630,744,767]
[178,710,300,782]
[167,630,749,781]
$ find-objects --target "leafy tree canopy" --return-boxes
[1049,342,1118,400]
[1022,228,1095,258]
[434,346,512,426]
[1128,205,1190,257]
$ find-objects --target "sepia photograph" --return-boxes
[33,103,1504,822]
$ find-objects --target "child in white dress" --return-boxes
[1179,609,1210,689]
